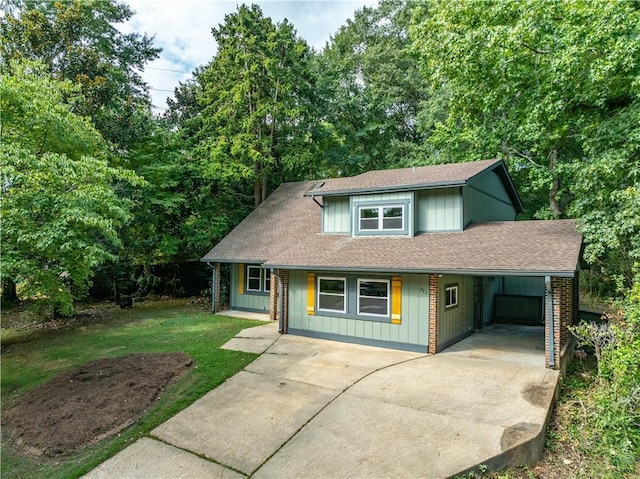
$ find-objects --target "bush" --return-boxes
[571,281,640,473]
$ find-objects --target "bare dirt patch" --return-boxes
[2,352,192,457]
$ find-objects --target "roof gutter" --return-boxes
[261,264,578,278]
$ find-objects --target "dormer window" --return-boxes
[359,205,404,231]
[354,199,410,236]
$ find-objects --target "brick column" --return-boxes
[428,274,439,354]
[269,271,278,321]
[213,262,221,313]
[281,270,289,333]
[545,277,575,369]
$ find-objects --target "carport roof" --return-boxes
[202,177,583,277]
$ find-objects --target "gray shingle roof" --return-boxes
[202,162,582,276]
[305,159,501,196]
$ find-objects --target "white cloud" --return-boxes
[120,0,378,112]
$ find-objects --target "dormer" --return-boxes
[305,159,523,237]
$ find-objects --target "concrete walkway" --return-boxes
[85,324,558,479]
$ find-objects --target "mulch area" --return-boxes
[1,352,192,457]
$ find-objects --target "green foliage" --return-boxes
[315,0,436,176]
[192,4,319,207]
[1,61,142,316]
[571,283,640,473]
[410,0,640,220]
[1,0,160,149]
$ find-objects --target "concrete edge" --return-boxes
[446,373,562,478]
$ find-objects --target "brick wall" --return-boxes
[428,274,439,354]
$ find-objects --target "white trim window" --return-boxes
[263,269,271,292]
[246,265,270,293]
[357,279,390,317]
[445,284,458,309]
[317,277,346,313]
[358,205,404,232]
[246,265,262,292]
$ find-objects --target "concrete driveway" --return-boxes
[85,323,558,479]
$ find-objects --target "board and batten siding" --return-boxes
[287,270,429,351]
[230,263,270,312]
[416,187,462,232]
[437,274,474,349]
[322,196,350,234]
[464,171,517,225]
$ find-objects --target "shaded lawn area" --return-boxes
[1,298,264,479]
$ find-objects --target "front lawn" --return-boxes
[1,298,263,479]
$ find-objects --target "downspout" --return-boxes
[206,262,216,313]
[545,276,555,368]
[273,269,284,333]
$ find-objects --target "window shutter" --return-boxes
[307,273,315,315]
[391,276,402,324]
[238,264,245,295]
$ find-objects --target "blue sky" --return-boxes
[121,0,378,112]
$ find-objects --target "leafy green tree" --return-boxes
[1,62,141,315]
[410,0,640,220]
[315,0,436,176]
[1,0,160,150]
[193,4,318,207]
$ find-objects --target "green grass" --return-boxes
[1,299,264,479]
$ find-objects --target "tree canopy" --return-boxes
[1,62,142,315]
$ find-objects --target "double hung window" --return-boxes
[358,205,404,232]
[357,279,390,317]
[317,277,346,313]
[246,265,270,293]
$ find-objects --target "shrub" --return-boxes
[571,280,640,473]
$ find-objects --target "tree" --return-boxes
[1,0,160,151]
[315,0,436,176]
[193,4,318,207]
[1,62,141,315]
[410,0,640,220]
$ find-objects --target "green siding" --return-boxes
[437,274,474,348]
[501,276,545,296]
[288,270,429,349]
[322,196,350,233]
[230,263,270,312]
[350,192,414,236]
[417,188,462,232]
[464,171,517,224]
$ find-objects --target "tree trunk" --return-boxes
[548,149,561,219]
[2,277,19,303]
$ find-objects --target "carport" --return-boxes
[428,268,580,372]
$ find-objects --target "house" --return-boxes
[202,159,584,370]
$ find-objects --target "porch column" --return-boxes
[269,269,278,322]
[210,262,221,313]
[428,274,439,354]
[545,276,576,370]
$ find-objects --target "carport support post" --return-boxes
[545,276,555,368]
[208,262,221,313]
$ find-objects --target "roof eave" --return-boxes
[262,264,578,278]
[304,180,467,198]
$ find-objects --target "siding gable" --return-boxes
[464,170,517,225]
